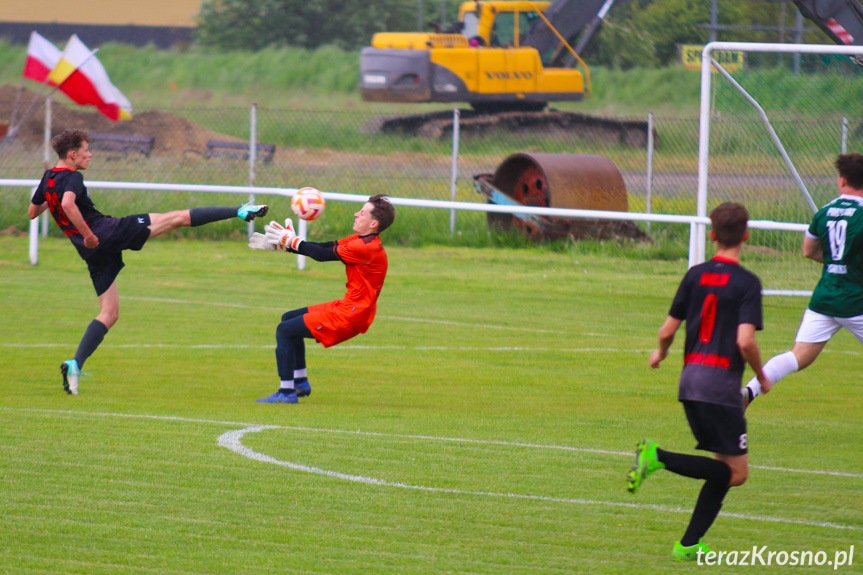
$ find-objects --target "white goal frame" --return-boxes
[696,42,863,296]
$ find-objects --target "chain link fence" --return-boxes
[0,86,850,252]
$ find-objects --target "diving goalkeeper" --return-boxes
[248,194,395,404]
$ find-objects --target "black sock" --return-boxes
[657,449,731,481]
[681,478,731,546]
[189,206,239,227]
[656,449,733,547]
[74,319,109,369]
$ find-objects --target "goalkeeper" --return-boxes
[249,194,395,404]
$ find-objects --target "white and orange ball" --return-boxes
[290,187,325,221]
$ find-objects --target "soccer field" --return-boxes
[1,235,860,574]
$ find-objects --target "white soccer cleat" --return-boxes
[61,359,80,395]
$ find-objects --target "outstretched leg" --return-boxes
[743,342,823,406]
[147,202,268,239]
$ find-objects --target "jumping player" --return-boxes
[626,202,772,561]
[248,194,395,404]
[28,129,269,395]
[743,153,863,407]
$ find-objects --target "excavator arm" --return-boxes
[793,0,863,45]
[522,0,616,63]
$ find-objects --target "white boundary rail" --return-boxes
[2,178,808,294]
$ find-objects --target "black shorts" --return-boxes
[682,400,748,455]
[85,214,152,296]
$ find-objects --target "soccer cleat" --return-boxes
[60,359,80,395]
[237,202,269,222]
[741,386,753,410]
[672,539,713,561]
[295,380,311,398]
[255,390,298,404]
[626,439,665,494]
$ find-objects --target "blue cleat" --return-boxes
[295,380,311,397]
[256,390,298,404]
[60,359,80,395]
[237,202,269,222]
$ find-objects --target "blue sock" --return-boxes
[74,319,109,369]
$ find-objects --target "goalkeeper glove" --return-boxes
[265,218,304,251]
[248,232,286,252]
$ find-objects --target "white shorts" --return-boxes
[795,309,863,344]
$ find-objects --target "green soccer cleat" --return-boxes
[672,539,713,562]
[237,202,269,222]
[626,439,664,494]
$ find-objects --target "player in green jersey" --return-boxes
[744,153,863,406]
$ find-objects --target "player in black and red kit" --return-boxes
[28,129,269,395]
[625,202,773,561]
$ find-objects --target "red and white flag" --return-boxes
[22,31,62,84]
[46,35,133,121]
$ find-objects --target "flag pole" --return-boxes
[6,78,27,135]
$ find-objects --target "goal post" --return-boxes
[696,42,863,295]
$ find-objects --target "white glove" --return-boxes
[248,232,285,251]
[265,218,303,251]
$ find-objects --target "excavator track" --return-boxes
[363,109,650,146]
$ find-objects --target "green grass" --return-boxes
[0,235,860,573]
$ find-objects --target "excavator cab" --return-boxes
[359,0,587,109]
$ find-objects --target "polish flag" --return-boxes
[47,35,133,121]
[22,31,62,84]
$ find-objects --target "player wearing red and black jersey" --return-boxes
[670,255,764,409]
[33,167,120,259]
[28,130,269,396]
[626,202,772,562]
[249,194,395,404]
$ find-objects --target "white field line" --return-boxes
[4,406,862,482]
[0,342,652,353]
[9,294,860,356]
[218,425,859,532]
[4,341,861,360]
[119,295,608,336]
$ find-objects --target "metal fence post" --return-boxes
[841,115,848,154]
[248,103,258,238]
[41,96,52,237]
[646,112,654,233]
[450,108,460,234]
[29,207,39,266]
[297,217,307,271]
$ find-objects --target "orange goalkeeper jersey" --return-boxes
[304,233,388,347]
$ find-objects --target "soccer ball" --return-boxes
[291,187,325,221]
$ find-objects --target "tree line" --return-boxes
[196,0,829,68]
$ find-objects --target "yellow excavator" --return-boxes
[359,0,615,112]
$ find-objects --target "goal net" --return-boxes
[696,42,863,295]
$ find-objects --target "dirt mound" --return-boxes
[0,84,236,155]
